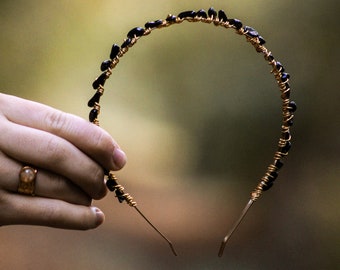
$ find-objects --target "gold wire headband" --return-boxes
[87,7,296,257]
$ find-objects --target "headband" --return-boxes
[87,7,296,257]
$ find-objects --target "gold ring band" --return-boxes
[18,166,37,196]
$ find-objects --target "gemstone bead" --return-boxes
[262,182,273,191]
[92,72,107,89]
[274,159,284,170]
[106,178,117,191]
[288,101,297,112]
[115,190,125,203]
[110,44,120,59]
[281,72,290,82]
[244,26,259,38]
[282,131,291,140]
[100,59,111,71]
[121,38,132,48]
[268,171,278,181]
[127,27,145,39]
[145,20,163,29]
[275,61,285,72]
[218,10,228,22]
[228,18,242,29]
[258,36,266,45]
[208,7,217,19]
[89,108,98,122]
[87,91,101,107]
[178,10,196,19]
[196,9,207,19]
[280,141,291,154]
[166,14,177,23]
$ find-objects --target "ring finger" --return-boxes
[0,152,91,206]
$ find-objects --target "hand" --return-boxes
[0,93,126,230]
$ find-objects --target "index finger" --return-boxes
[0,93,126,171]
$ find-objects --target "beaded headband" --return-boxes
[87,7,296,257]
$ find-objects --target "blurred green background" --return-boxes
[0,0,339,269]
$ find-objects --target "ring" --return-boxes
[18,166,37,196]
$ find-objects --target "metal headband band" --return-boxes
[87,7,297,257]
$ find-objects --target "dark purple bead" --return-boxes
[178,10,196,19]
[166,14,177,23]
[258,36,266,45]
[262,182,273,191]
[286,118,294,126]
[279,141,291,154]
[115,190,125,203]
[100,59,111,71]
[110,44,120,59]
[127,27,145,39]
[282,131,291,140]
[244,26,259,38]
[276,62,285,72]
[282,89,291,99]
[281,72,290,82]
[268,171,278,182]
[208,7,217,19]
[92,72,107,89]
[218,10,228,22]
[228,18,243,29]
[274,159,284,170]
[121,38,132,49]
[144,20,163,29]
[106,178,117,191]
[288,101,297,112]
[196,9,207,18]
[87,91,101,107]
[89,108,98,122]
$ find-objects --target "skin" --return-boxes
[0,93,127,230]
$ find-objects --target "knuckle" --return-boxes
[45,110,69,133]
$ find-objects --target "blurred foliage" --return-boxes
[0,0,339,269]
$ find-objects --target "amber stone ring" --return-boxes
[18,166,37,196]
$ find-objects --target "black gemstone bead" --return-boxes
[178,10,196,19]
[106,178,117,191]
[262,182,273,191]
[244,26,259,38]
[258,36,266,45]
[121,38,132,49]
[281,72,290,82]
[268,171,278,182]
[282,131,291,140]
[274,159,284,170]
[145,20,163,29]
[208,7,217,19]
[282,89,291,99]
[92,72,107,89]
[228,18,243,29]
[218,10,228,22]
[89,108,98,122]
[87,91,101,107]
[166,14,177,23]
[100,59,111,71]
[115,190,125,203]
[110,44,120,59]
[280,141,292,154]
[288,101,297,112]
[275,61,285,72]
[196,9,207,18]
[127,27,145,39]
[286,118,294,126]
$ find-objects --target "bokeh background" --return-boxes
[0,0,339,269]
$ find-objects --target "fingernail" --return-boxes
[92,207,105,227]
[112,148,127,169]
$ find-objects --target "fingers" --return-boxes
[0,190,105,230]
[0,152,91,206]
[0,119,107,199]
[0,93,126,171]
